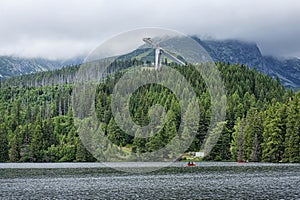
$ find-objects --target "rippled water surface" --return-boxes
[0,162,299,199]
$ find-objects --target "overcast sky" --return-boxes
[0,0,299,60]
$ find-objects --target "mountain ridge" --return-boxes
[0,56,84,78]
[194,37,300,89]
[0,37,299,89]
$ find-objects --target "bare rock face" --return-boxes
[194,37,300,90]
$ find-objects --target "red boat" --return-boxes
[187,162,196,166]
[238,160,248,164]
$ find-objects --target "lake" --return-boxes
[0,162,299,199]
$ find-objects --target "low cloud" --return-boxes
[0,0,299,59]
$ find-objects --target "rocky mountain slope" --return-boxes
[0,37,299,89]
[127,37,300,90]
[196,38,300,89]
[0,56,83,78]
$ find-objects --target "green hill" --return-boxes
[0,62,299,162]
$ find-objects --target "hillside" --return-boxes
[197,38,300,90]
[1,38,299,90]
[95,37,300,90]
[0,56,83,78]
[0,62,299,163]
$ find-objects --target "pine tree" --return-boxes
[132,129,149,153]
[182,100,200,151]
[9,127,21,162]
[146,110,177,157]
[283,96,300,162]
[203,121,228,161]
[30,114,44,161]
[66,108,76,145]
[243,108,264,161]
[262,102,285,162]
[230,117,247,161]
[107,118,126,146]
[0,123,9,162]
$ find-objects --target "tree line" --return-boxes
[0,61,299,162]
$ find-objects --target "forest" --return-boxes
[0,60,299,163]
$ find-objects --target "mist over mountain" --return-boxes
[0,37,299,89]
[0,56,84,78]
[195,38,300,89]
[117,37,300,90]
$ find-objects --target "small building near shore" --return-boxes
[195,152,204,158]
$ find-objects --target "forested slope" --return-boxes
[0,61,299,162]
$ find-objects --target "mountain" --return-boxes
[1,37,299,90]
[0,56,83,78]
[193,37,300,90]
[197,39,265,70]
[122,37,300,90]
[262,56,300,89]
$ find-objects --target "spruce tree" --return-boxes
[283,96,300,162]
[262,102,285,162]
[9,127,21,162]
[0,123,9,162]
[230,117,247,161]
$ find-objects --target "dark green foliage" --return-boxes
[283,96,300,162]
[0,123,9,162]
[0,62,299,162]
[0,83,95,162]
[262,101,285,162]
[230,117,247,161]
[243,108,264,162]
[9,127,21,162]
[107,118,130,147]
[75,138,96,162]
[205,122,231,161]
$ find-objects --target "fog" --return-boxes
[0,0,299,59]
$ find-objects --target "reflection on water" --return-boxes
[0,162,299,199]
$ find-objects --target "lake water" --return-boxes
[0,162,299,199]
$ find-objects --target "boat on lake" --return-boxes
[187,161,196,166]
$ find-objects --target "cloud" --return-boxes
[0,0,299,59]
